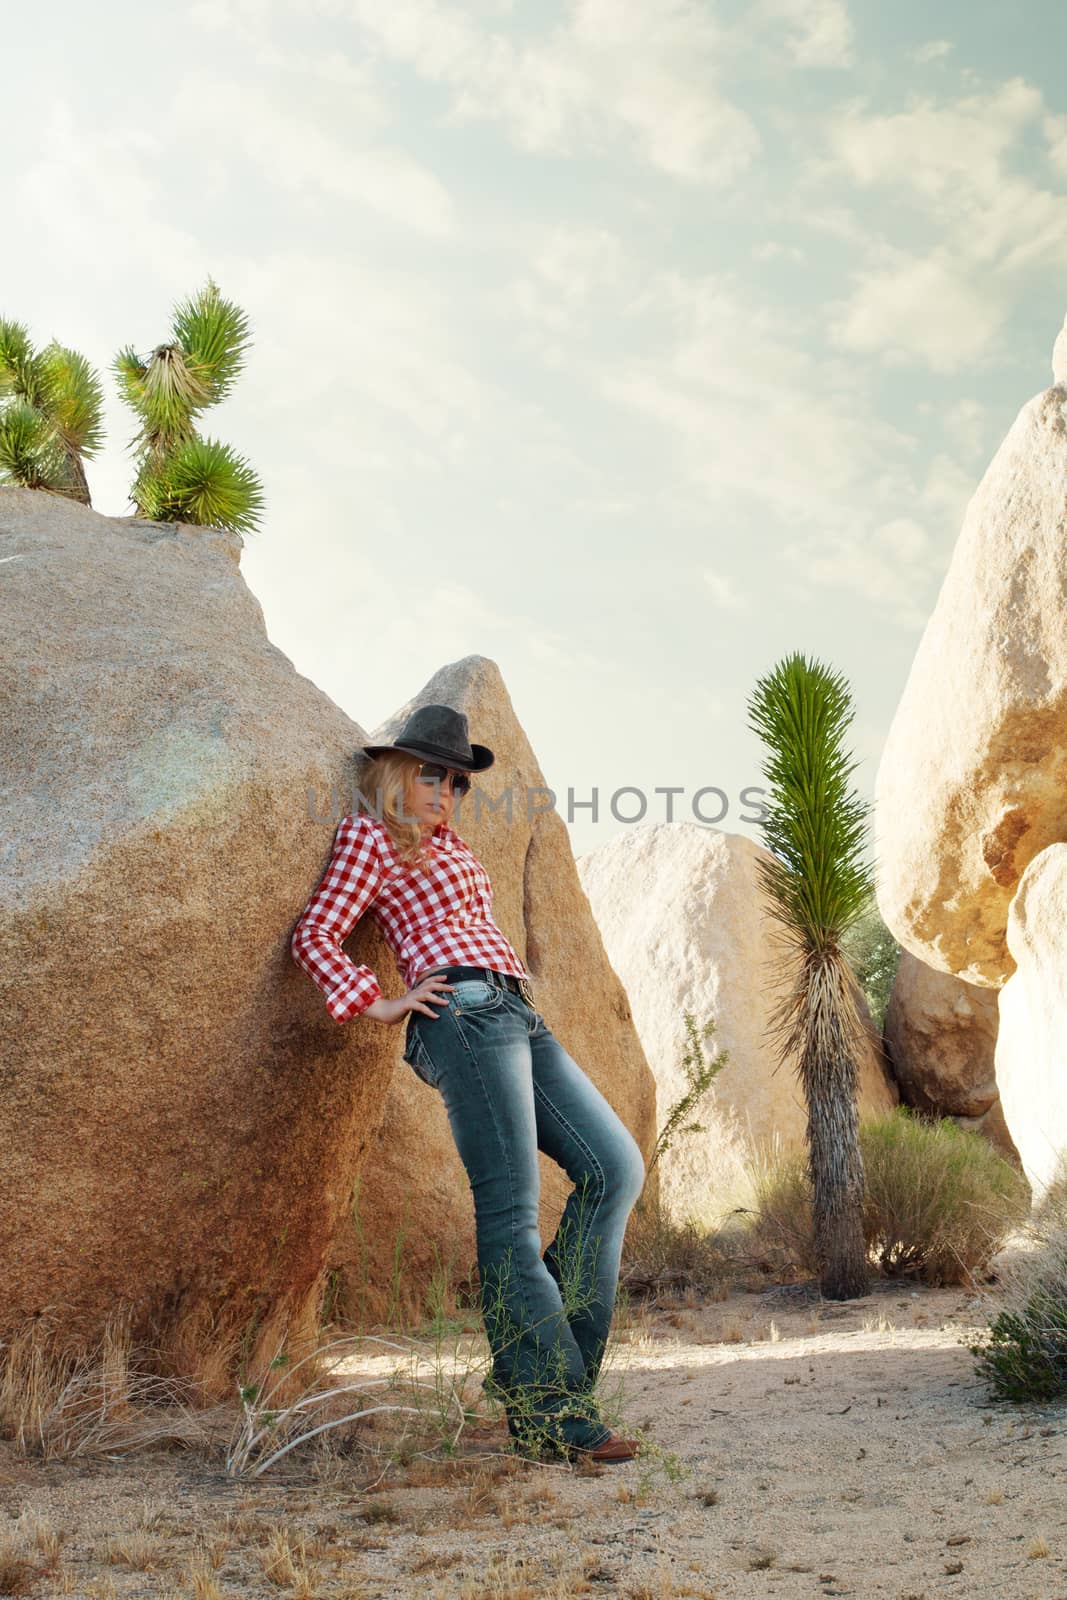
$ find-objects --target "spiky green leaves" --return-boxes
[747,651,874,949]
[171,277,252,407]
[0,319,51,407]
[117,342,208,462]
[113,346,149,413]
[115,277,263,534]
[39,345,106,458]
[0,321,105,502]
[133,435,265,534]
[0,400,67,488]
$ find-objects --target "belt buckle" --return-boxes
[517,976,536,1010]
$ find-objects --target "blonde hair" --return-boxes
[356,750,433,871]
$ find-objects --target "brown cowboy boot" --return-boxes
[568,1431,642,1463]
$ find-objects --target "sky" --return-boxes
[4,0,1067,859]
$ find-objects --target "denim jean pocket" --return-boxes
[402,1017,439,1089]
[447,977,504,1015]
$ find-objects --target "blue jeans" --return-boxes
[401,970,646,1450]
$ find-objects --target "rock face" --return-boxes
[577,821,898,1226]
[873,336,1067,986]
[883,951,1021,1168]
[995,844,1067,1198]
[0,487,657,1367]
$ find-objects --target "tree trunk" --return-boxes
[806,987,870,1301]
[63,448,91,506]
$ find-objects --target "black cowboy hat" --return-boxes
[360,703,494,772]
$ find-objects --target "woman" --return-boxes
[290,703,645,1462]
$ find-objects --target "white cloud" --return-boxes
[13,101,506,493]
[332,0,762,185]
[919,452,980,535]
[939,399,989,462]
[170,75,456,237]
[781,517,941,630]
[826,78,1044,199]
[760,0,854,69]
[503,225,628,333]
[1046,114,1067,178]
[829,249,1007,372]
[703,570,748,610]
[248,42,392,118]
[913,40,953,65]
[498,249,968,624]
[823,78,1067,369]
[795,203,872,248]
[752,241,806,263]
[385,579,614,681]
[232,251,490,458]
[769,433,983,630]
[14,100,205,283]
[590,269,914,535]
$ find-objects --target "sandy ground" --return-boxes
[3,1262,1067,1599]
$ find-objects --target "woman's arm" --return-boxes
[290,814,385,1022]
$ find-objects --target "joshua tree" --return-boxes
[747,652,873,1300]
[0,320,105,505]
[113,276,264,534]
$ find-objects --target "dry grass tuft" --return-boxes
[0,1309,223,1461]
[0,1539,40,1597]
[620,1189,752,1307]
[103,1530,166,1571]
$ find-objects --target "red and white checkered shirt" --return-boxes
[290,811,531,1023]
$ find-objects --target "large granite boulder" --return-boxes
[0,487,657,1372]
[577,821,898,1226]
[883,951,1021,1168]
[873,324,1067,986]
[995,843,1067,1197]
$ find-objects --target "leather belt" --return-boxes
[425,965,536,1008]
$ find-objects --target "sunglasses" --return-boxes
[415,761,471,797]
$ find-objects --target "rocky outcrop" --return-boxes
[994,844,1067,1198]
[873,332,1067,987]
[577,821,898,1226]
[883,952,1021,1168]
[0,486,657,1369]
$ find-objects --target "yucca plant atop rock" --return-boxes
[114,276,264,535]
[747,652,873,1300]
[0,320,105,505]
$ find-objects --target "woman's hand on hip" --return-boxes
[363,975,455,1024]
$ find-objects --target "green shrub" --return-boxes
[969,1231,1067,1402]
[970,1151,1067,1403]
[747,1107,1029,1286]
[840,891,902,1033]
[861,1108,1029,1282]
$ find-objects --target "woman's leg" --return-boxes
[407,983,612,1451]
[527,1010,647,1397]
